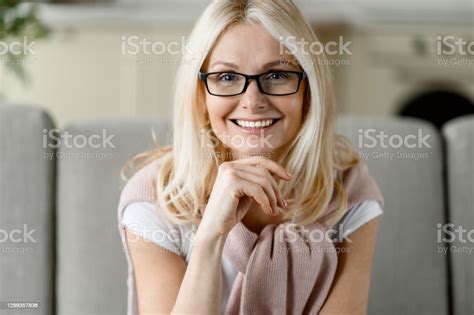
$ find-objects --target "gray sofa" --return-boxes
[1,103,473,315]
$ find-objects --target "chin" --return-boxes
[229,146,278,159]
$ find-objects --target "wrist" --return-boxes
[193,223,228,247]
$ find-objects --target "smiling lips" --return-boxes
[231,118,281,129]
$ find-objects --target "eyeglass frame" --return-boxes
[198,70,307,97]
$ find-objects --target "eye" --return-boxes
[217,73,238,82]
[265,71,289,80]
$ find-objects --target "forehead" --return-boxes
[206,23,296,71]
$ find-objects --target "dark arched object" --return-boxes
[399,90,474,129]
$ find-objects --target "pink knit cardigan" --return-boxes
[117,158,384,314]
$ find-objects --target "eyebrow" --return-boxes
[210,59,294,70]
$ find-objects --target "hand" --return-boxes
[197,156,292,238]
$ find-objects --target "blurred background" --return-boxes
[1,0,473,128]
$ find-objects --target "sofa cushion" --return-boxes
[336,116,449,315]
[443,115,474,315]
[56,118,171,315]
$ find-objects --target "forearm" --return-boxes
[171,228,227,315]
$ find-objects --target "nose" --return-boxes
[240,79,267,111]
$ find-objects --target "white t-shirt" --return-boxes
[122,200,383,313]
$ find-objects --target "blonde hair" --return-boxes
[122,0,360,227]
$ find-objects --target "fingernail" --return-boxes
[286,171,292,178]
[284,200,288,207]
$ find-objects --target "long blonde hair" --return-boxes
[122,0,360,227]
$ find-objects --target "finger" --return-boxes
[234,168,278,214]
[233,164,285,209]
[234,175,274,216]
[232,156,292,180]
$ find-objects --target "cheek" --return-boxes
[283,100,304,129]
[287,113,303,137]
[206,98,234,128]
[206,98,224,120]
[293,94,306,128]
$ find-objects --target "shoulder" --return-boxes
[342,161,384,209]
[122,201,195,259]
[331,199,383,240]
[118,154,170,211]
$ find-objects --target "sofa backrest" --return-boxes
[0,105,55,315]
[443,115,474,315]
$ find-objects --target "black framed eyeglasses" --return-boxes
[198,70,307,97]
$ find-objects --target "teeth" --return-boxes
[236,119,274,128]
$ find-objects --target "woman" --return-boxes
[118,0,384,314]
